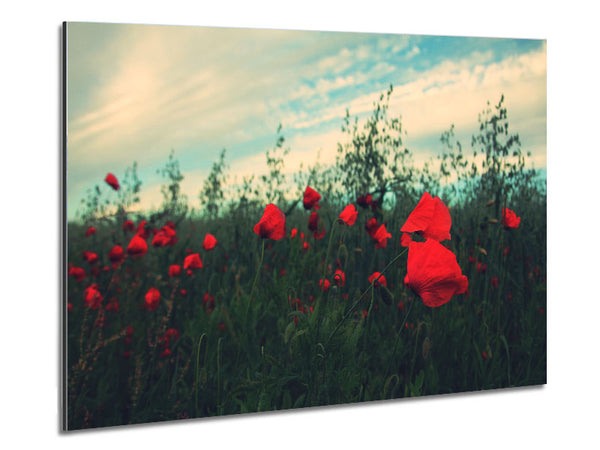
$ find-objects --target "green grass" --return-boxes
[65,192,546,430]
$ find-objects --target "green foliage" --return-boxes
[199,149,229,219]
[336,85,413,207]
[158,149,188,220]
[261,124,290,205]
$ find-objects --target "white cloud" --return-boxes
[66,25,546,219]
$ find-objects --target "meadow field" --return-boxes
[65,92,546,430]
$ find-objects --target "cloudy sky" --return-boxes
[66,22,546,220]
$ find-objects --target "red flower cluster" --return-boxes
[151,223,177,247]
[104,173,120,191]
[159,328,179,355]
[85,226,96,237]
[402,193,467,307]
[254,204,286,240]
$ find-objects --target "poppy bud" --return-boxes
[486,199,495,207]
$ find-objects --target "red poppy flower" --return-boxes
[338,204,358,226]
[368,272,387,288]
[168,264,181,277]
[152,224,177,247]
[159,348,172,358]
[183,253,203,270]
[254,204,286,240]
[491,276,499,288]
[136,220,150,240]
[83,284,103,310]
[85,226,96,237]
[401,192,451,242]
[372,224,392,248]
[162,328,179,345]
[303,186,321,210]
[357,194,373,209]
[319,278,330,292]
[105,297,119,312]
[82,250,98,264]
[333,269,346,287]
[404,239,468,308]
[365,217,379,238]
[123,220,135,232]
[127,234,148,257]
[203,293,215,313]
[108,245,124,264]
[477,262,487,274]
[68,266,86,282]
[502,208,521,229]
[303,241,310,251]
[313,227,326,240]
[290,228,298,239]
[400,232,413,247]
[203,233,217,251]
[104,173,120,191]
[143,287,160,311]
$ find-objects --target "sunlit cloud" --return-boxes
[66,23,545,220]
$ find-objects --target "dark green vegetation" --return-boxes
[66,89,546,430]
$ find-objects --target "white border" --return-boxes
[2,1,599,448]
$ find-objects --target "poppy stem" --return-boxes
[314,222,338,328]
[248,239,265,304]
[385,300,414,376]
[325,247,409,348]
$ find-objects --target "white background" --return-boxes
[1,1,598,448]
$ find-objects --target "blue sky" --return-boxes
[66,22,546,220]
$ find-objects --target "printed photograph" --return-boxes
[64,22,546,430]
